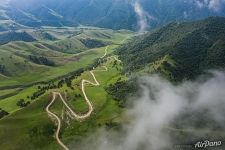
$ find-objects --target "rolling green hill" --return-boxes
[0,27,133,88]
[117,17,225,81]
[29,30,58,41]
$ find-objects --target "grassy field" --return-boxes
[0,93,62,150]
[0,86,38,113]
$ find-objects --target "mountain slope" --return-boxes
[1,0,225,30]
[117,17,225,81]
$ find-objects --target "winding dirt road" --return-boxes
[46,46,113,150]
[100,46,108,59]
[45,93,69,150]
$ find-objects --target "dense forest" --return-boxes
[106,78,138,107]
[106,17,225,104]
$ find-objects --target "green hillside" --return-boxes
[29,30,58,41]
[117,17,225,81]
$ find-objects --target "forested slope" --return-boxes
[117,17,225,80]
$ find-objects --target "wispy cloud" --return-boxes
[0,0,10,5]
[133,0,154,32]
[208,0,225,12]
[195,0,225,12]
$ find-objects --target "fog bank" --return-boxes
[70,71,225,150]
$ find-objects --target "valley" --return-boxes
[0,0,225,149]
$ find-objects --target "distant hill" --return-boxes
[0,31,36,45]
[0,27,132,86]
[117,17,225,81]
[0,0,224,30]
[52,37,108,54]
[30,31,57,41]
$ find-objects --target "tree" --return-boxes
[0,65,5,73]
[16,99,30,107]
[0,108,9,119]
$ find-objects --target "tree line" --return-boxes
[17,57,103,109]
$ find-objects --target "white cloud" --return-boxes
[0,0,10,5]
[183,11,188,18]
[195,0,225,12]
[132,0,155,32]
[208,0,225,12]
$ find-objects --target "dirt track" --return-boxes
[46,46,112,150]
[45,93,69,150]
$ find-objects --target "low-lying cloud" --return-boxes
[195,0,225,12]
[0,0,10,5]
[132,0,154,32]
[70,71,225,150]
